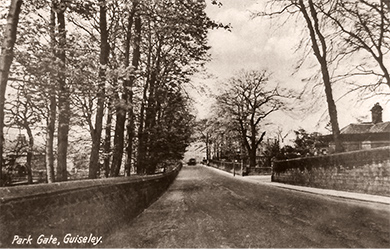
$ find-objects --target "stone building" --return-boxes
[329,103,390,152]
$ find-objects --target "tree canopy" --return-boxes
[215,70,286,167]
[0,0,214,185]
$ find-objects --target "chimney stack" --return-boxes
[371,103,383,124]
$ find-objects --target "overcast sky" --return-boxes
[189,0,390,141]
[1,0,388,142]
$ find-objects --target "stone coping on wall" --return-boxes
[275,146,390,162]
[0,166,182,248]
[0,171,174,202]
[273,146,390,174]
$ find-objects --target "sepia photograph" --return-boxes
[0,0,389,248]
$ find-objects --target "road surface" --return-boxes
[102,165,390,248]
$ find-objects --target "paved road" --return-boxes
[102,165,390,248]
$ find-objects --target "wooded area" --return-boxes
[0,0,214,185]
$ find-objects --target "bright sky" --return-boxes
[2,0,389,143]
[189,0,390,141]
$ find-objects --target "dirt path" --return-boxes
[101,165,390,248]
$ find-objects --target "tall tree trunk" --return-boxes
[0,0,23,186]
[299,0,343,152]
[137,21,153,175]
[206,133,210,163]
[25,125,33,184]
[109,76,121,178]
[136,74,149,175]
[111,3,137,177]
[143,42,162,174]
[249,147,256,168]
[56,1,69,181]
[111,108,125,176]
[89,0,109,179]
[137,99,146,175]
[46,93,56,183]
[103,97,112,177]
[143,72,158,174]
[45,5,57,184]
[239,119,251,160]
[125,12,141,176]
[89,132,100,178]
[124,108,133,176]
[249,119,257,168]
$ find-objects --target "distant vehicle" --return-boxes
[187,158,196,165]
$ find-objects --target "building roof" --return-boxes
[340,121,390,134]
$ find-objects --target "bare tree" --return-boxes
[320,0,390,91]
[216,70,285,168]
[260,0,344,152]
[297,0,343,152]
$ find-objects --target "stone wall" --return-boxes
[0,166,181,248]
[208,161,244,175]
[272,147,390,197]
[208,161,271,176]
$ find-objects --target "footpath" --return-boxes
[205,165,390,205]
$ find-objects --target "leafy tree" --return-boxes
[5,84,43,184]
[46,2,57,183]
[0,0,23,185]
[9,0,102,181]
[261,138,281,167]
[277,129,327,159]
[0,0,215,186]
[66,0,123,178]
[146,90,194,174]
[292,128,327,156]
[206,108,242,161]
[89,0,109,179]
[53,0,70,182]
[10,1,62,183]
[111,0,141,177]
[124,2,142,176]
[136,0,211,174]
